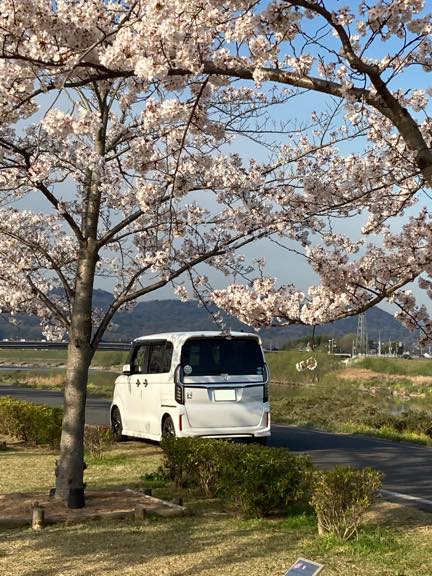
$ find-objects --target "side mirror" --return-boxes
[122,364,131,375]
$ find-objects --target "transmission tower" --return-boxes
[355,313,369,355]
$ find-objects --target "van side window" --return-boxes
[148,341,173,374]
[163,342,173,372]
[130,341,173,374]
[131,344,149,374]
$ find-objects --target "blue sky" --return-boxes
[12,1,432,319]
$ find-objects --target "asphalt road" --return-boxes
[2,385,432,507]
[0,386,110,426]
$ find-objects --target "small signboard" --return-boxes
[284,558,324,576]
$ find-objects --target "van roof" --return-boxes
[133,331,261,345]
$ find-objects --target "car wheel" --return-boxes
[111,407,125,442]
[161,416,176,439]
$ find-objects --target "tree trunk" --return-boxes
[55,94,106,503]
[55,245,97,502]
[55,339,92,501]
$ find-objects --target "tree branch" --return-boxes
[26,276,70,329]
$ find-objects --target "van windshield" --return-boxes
[180,337,264,377]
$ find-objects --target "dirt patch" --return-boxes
[0,488,185,529]
[339,367,432,385]
[366,499,432,528]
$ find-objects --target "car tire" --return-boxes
[111,407,125,442]
[161,416,176,439]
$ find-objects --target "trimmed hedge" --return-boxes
[160,436,198,488]
[161,437,313,517]
[187,438,229,498]
[218,442,313,517]
[0,396,63,447]
[161,436,228,496]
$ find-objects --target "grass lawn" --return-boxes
[355,356,432,377]
[267,350,340,383]
[0,349,125,397]
[0,441,162,494]
[0,348,127,369]
[1,439,432,576]
[0,368,118,397]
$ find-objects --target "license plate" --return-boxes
[214,389,236,402]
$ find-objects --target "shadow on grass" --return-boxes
[2,493,432,576]
[3,512,311,576]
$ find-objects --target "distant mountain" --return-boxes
[0,288,415,346]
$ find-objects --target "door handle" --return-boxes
[136,379,141,387]
[143,379,148,387]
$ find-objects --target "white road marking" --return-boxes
[380,489,432,507]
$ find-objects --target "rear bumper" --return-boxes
[162,404,271,440]
[177,429,271,439]
[176,414,271,439]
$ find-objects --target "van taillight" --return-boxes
[174,364,184,404]
[263,363,269,402]
[263,381,269,403]
[175,382,184,404]
[265,411,270,428]
[179,415,183,432]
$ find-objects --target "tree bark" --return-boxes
[55,90,107,503]
[55,244,97,502]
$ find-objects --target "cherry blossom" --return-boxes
[2,0,432,502]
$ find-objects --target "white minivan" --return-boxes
[110,331,271,442]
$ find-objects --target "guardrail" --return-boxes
[0,341,131,350]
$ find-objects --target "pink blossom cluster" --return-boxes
[0,0,432,343]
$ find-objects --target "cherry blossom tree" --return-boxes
[2,0,432,500]
[206,0,432,338]
[0,0,324,501]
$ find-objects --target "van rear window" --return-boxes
[180,337,264,376]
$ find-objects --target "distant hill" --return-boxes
[0,288,415,346]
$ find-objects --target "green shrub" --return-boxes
[186,438,228,497]
[161,437,313,517]
[364,408,432,438]
[218,443,313,517]
[0,396,63,446]
[84,425,114,459]
[310,466,383,540]
[161,437,229,495]
[142,468,171,482]
[160,436,198,488]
